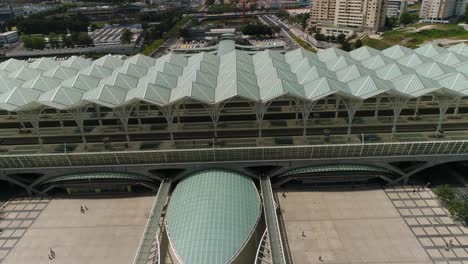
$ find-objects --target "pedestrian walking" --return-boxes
[48,254,52,260]
[80,206,85,213]
[85,206,88,211]
[302,231,306,237]
[449,239,453,246]
[50,248,55,258]
[282,192,286,198]
[319,256,323,262]
[413,189,416,194]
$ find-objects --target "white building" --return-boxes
[0,31,19,47]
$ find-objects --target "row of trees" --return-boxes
[434,184,468,225]
[22,32,93,50]
[241,24,280,37]
[15,12,90,35]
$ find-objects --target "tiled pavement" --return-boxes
[0,197,50,263]
[385,186,468,264]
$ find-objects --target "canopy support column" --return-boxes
[20,109,43,148]
[56,109,64,129]
[453,97,462,116]
[435,95,453,137]
[390,96,410,138]
[252,101,272,138]
[204,102,225,140]
[69,107,88,149]
[374,96,381,120]
[334,97,340,120]
[296,99,317,139]
[413,97,421,119]
[340,97,362,141]
[135,102,142,129]
[95,105,103,126]
[113,104,136,146]
[160,103,181,143]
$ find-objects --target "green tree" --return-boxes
[342,41,352,51]
[271,25,281,36]
[276,9,289,19]
[354,39,363,49]
[77,33,93,46]
[434,184,456,205]
[22,35,46,50]
[400,12,417,25]
[120,29,132,44]
[178,28,190,39]
[336,33,346,44]
[315,33,325,41]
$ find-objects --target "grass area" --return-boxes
[361,36,393,50]
[291,35,316,52]
[142,16,191,56]
[380,24,468,48]
[407,2,421,13]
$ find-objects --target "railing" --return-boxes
[133,179,171,264]
[255,229,272,264]
[260,176,286,264]
[2,139,468,169]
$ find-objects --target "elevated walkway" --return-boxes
[260,176,286,264]
[134,179,171,264]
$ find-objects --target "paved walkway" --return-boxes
[0,197,50,263]
[279,188,431,264]
[385,186,468,264]
[2,195,154,264]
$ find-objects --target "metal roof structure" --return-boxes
[165,169,261,264]
[1,42,468,144]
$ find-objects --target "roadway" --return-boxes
[260,15,300,50]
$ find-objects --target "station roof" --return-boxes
[282,164,392,176]
[2,42,468,111]
[165,169,261,264]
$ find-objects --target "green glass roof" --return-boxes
[41,171,152,185]
[282,164,392,176]
[166,169,261,264]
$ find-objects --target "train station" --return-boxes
[1,35,468,263]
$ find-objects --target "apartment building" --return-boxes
[420,0,468,22]
[387,0,407,18]
[309,0,387,33]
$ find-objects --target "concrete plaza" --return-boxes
[279,188,431,264]
[2,195,154,264]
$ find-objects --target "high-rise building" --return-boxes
[420,0,468,22]
[387,0,407,18]
[309,0,387,33]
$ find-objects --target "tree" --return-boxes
[178,28,190,39]
[121,29,132,44]
[22,36,46,50]
[400,12,417,25]
[354,39,363,49]
[342,41,352,51]
[271,25,281,36]
[385,16,399,29]
[77,33,93,46]
[336,33,346,44]
[314,33,325,41]
[434,184,456,205]
[276,9,289,19]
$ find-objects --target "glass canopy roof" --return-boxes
[1,42,468,112]
[165,169,261,264]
